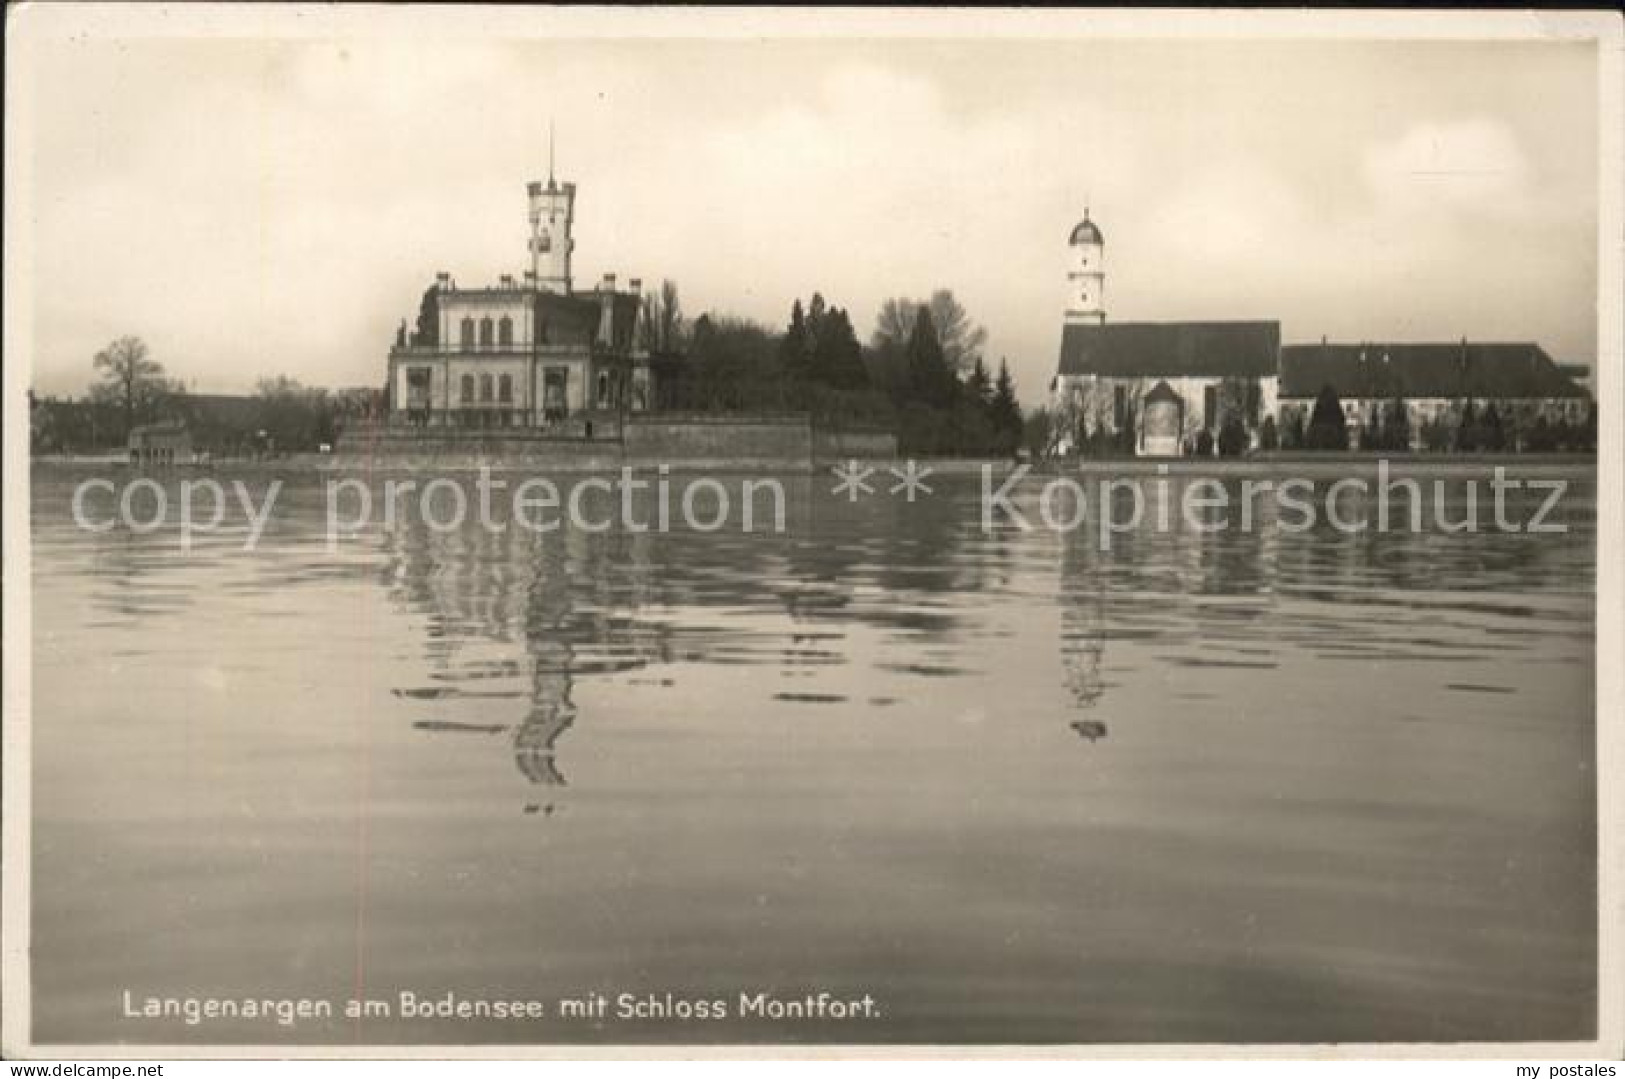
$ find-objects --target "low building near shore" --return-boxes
[128,420,192,466]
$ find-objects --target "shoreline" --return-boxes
[27,452,1600,478]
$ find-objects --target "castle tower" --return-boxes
[527,136,575,293]
[1065,211,1105,326]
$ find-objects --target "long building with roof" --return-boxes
[1051,211,1592,454]
[1278,340,1591,442]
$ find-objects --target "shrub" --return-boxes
[1481,403,1506,452]
[1194,428,1215,457]
[1526,415,1554,453]
[1306,385,1349,451]
[1455,400,1479,452]
[1382,397,1411,452]
[1259,415,1279,451]
[1419,414,1453,453]
[1282,412,1305,451]
[1217,416,1249,457]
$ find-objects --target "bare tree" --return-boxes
[870,289,986,376]
[90,336,172,436]
[637,278,686,353]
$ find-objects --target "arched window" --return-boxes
[498,316,513,347]
[479,374,494,402]
[498,374,512,403]
[479,318,494,348]
[460,374,475,402]
[461,318,476,347]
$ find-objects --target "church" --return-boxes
[386,167,653,432]
[1049,212,1281,457]
[1049,211,1590,455]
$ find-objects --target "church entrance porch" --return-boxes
[1140,380,1183,457]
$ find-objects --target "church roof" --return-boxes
[1279,342,1589,400]
[1069,217,1104,245]
[1057,320,1280,379]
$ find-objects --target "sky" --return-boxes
[21,27,1602,403]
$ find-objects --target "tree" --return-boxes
[1306,384,1349,450]
[1481,402,1506,452]
[1283,410,1305,451]
[414,286,440,346]
[1217,415,1248,457]
[989,359,1023,455]
[1526,414,1554,453]
[1456,400,1480,453]
[637,279,686,354]
[872,289,986,376]
[1259,415,1280,451]
[966,356,993,408]
[256,376,335,452]
[680,314,785,411]
[1361,409,1382,452]
[1023,406,1056,459]
[809,305,868,390]
[1218,376,1260,432]
[779,299,811,384]
[1382,396,1412,452]
[91,336,172,438]
[906,307,957,409]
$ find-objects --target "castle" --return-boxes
[385,166,653,433]
[1051,211,1591,455]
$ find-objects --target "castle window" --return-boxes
[480,374,493,402]
[461,318,475,347]
[498,374,512,403]
[479,318,494,348]
[498,316,513,347]
[460,374,475,403]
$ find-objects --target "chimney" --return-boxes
[597,292,616,346]
[499,274,514,289]
[601,272,617,292]
[629,278,642,295]
[523,270,537,287]
[435,271,451,290]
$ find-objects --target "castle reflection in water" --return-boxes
[375,475,1125,808]
[370,473,1582,807]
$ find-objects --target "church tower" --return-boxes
[1066,211,1105,326]
[527,131,575,293]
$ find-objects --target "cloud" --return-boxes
[1362,118,1533,216]
[21,37,1600,403]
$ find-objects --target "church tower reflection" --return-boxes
[1059,534,1110,745]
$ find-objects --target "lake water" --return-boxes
[28,464,1597,1045]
